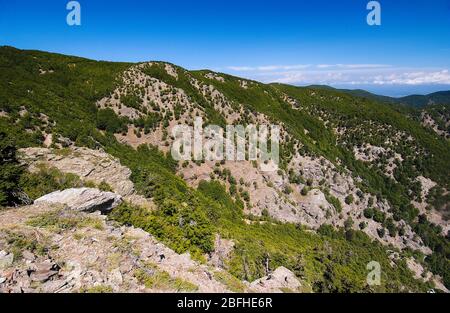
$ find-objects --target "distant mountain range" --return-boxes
[307,85,450,108]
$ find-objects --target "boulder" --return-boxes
[249,266,302,293]
[29,260,60,283]
[0,251,14,269]
[34,188,122,213]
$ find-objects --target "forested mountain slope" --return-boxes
[1,46,449,292]
[309,85,450,108]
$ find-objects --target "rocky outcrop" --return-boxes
[249,267,302,293]
[208,234,234,268]
[19,147,153,209]
[0,202,231,293]
[34,188,122,213]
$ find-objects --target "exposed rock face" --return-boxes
[208,234,235,268]
[34,188,122,213]
[19,147,153,209]
[249,267,302,293]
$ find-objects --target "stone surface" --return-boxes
[34,188,122,213]
[249,267,302,293]
[0,202,234,293]
[20,147,153,209]
[0,251,14,269]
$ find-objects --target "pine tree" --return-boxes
[0,131,23,206]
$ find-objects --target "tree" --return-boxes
[345,194,354,205]
[96,108,127,133]
[384,217,397,237]
[363,207,374,219]
[377,228,386,238]
[344,217,354,230]
[301,187,309,196]
[0,132,23,206]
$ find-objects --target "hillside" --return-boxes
[0,46,449,293]
[308,85,450,108]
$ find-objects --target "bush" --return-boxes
[345,194,354,205]
[384,217,397,237]
[373,209,386,224]
[326,194,342,213]
[301,187,309,196]
[96,108,128,133]
[363,207,374,219]
[0,131,23,206]
[344,217,354,230]
[283,185,293,195]
[109,201,214,255]
[19,165,83,200]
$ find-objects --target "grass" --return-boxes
[134,263,199,292]
[27,210,104,232]
[213,270,246,292]
[4,231,48,261]
[79,285,113,293]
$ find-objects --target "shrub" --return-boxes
[344,217,354,230]
[109,201,214,255]
[0,132,23,206]
[326,194,342,213]
[283,185,293,195]
[377,228,386,238]
[19,165,83,200]
[345,194,354,205]
[301,187,309,196]
[98,180,113,192]
[384,217,397,237]
[373,209,386,224]
[96,108,128,133]
[363,207,375,219]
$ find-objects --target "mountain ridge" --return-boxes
[306,84,450,107]
[0,46,449,292]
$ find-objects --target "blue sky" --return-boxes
[1,0,449,96]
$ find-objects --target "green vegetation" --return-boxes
[0,131,23,206]
[213,270,246,292]
[19,165,83,200]
[4,231,48,260]
[134,263,198,291]
[27,210,104,232]
[109,201,214,256]
[325,192,342,213]
[79,285,113,293]
[96,108,128,134]
[0,47,447,292]
[345,194,354,205]
[141,63,225,126]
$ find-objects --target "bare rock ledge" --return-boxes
[34,188,122,213]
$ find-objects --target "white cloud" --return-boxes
[224,64,450,86]
[227,64,311,72]
[371,70,450,85]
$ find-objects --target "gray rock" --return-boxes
[30,260,59,283]
[31,270,58,283]
[109,268,123,286]
[249,266,301,292]
[41,279,68,293]
[0,251,14,269]
[34,188,122,213]
[22,250,36,261]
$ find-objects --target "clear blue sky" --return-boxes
[1,0,449,96]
